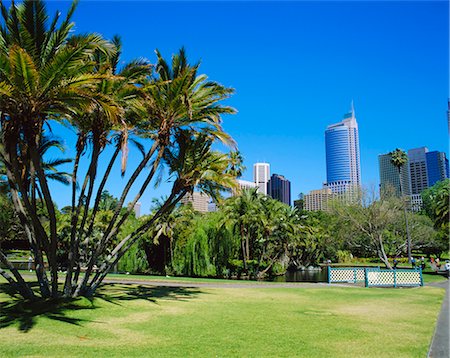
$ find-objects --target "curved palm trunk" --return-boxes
[84,145,121,240]
[85,189,187,297]
[0,250,35,299]
[2,142,51,297]
[29,140,59,297]
[76,143,162,296]
[64,137,84,297]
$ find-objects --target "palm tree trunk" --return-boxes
[2,142,51,297]
[83,189,187,297]
[78,143,164,293]
[64,136,84,296]
[398,168,412,263]
[28,140,59,297]
[84,145,121,240]
[0,250,35,299]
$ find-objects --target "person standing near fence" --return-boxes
[411,257,416,269]
[28,255,33,272]
[420,256,425,270]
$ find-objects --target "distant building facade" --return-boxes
[304,188,335,212]
[410,194,423,212]
[325,103,361,198]
[180,192,209,213]
[408,147,449,194]
[253,163,270,195]
[426,151,449,187]
[408,147,429,195]
[378,153,411,197]
[267,174,291,205]
[133,202,141,218]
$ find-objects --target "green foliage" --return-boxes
[117,242,149,274]
[336,250,353,263]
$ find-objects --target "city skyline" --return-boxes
[41,1,448,213]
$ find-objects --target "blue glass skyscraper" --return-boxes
[325,104,361,195]
[425,151,449,187]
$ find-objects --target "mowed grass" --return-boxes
[0,280,445,358]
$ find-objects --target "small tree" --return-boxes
[332,189,407,269]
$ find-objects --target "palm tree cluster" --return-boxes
[0,0,240,299]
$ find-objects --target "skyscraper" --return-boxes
[253,162,270,195]
[426,151,449,187]
[267,174,291,205]
[325,103,361,196]
[378,153,411,197]
[408,147,428,195]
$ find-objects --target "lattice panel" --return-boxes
[394,271,421,286]
[367,270,394,286]
[367,269,422,287]
[329,268,367,283]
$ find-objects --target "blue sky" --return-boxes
[43,1,448,212]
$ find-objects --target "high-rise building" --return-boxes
[304,188,336,212]
[426,151,449,187]
[180,192,210,213]
[253,162,270,195]
[325,103,361,197]
[267,174,291,205]
[408,147,429,195]
[378,153,411,197]
[408,147,449,195]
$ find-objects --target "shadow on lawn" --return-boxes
[0,282,202,332]
[95,283,203,304]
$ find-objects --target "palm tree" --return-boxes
[221,188,262,271]
[74,48,237,297]
[0,0,116,298]
[86,131,238,295]
[390,148,412,263]
[227,151,246,178]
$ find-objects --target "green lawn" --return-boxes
[0,279,445,357]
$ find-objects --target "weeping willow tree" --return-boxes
[172,212,239,277]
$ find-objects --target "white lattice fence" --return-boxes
[328,267,373,283]
[366,268,423,287]
[328,267,423,287]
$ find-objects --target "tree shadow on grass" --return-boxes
[0,283,95,333]
[94,283,204,305]
[0,282,203,332]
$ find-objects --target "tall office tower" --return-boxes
[267,174,291,205]
[253,162,270,195]
[426,151,449,187]
[408,147,429,195]
[378,153,411,197]
[325,103,361,196]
